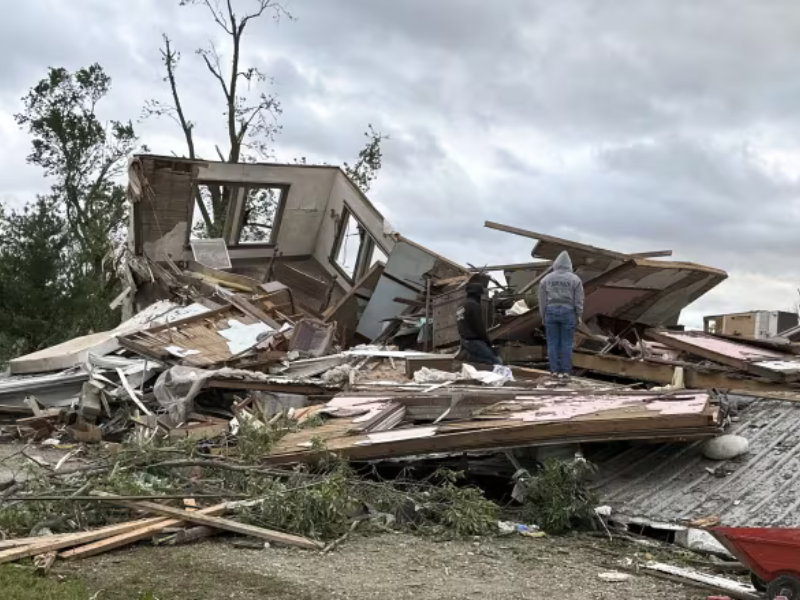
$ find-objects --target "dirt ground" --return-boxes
[63,533,706,600]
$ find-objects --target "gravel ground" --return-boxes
[66,533,706,600]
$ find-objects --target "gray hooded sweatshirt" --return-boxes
[537,251,584,318]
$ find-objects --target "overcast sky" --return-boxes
[2,0,800,327]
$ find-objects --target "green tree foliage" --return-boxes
[0,65,141,362]
[15,64,138,274]
[0,198,71,360]
[344,125,387,194]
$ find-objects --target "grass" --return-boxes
[0,565,91,600]
[0,564,165,600]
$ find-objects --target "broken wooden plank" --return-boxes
[0,518,168,564]
[228,294,282,330]
[484,221,629,260]
[572,351,800,399]
[116,368,153,416]
[60,502,228,560]
[104,496,323,550]
[628,250,673,258]
[643,562,759,600]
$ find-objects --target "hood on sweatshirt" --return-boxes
[466,283,484,299]
[552,251,573,273]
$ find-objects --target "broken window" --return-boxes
[237,186,286,244]
[189,183,287,245]
[331,207,386,282]
[191,182,239,240]
[333,212,364,279]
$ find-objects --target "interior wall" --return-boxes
[196,161,338,257]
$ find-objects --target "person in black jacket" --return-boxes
[457,282,502,365]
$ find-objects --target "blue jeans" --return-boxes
[461,339,502,365]
[544,305,576,374]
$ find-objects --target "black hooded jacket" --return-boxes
[457,284,490,343]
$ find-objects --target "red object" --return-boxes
[712,527,800,584]
[707,596,731,600]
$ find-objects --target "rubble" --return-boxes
[2,153,800,582]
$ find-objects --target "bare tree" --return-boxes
[144,0,288,236]
[145,1,387,239]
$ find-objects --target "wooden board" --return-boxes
[572,352,800,399]
[266,391,719,465]
[108,497,323,550]
[118,304,263,367]
[0,518,168,564]
[61,502,227,560]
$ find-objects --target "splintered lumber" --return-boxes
[572,352,800,399]
[0,518,168,565]
[105,496,323,550]
[61,502,228,560]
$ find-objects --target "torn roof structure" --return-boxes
[484,221,728,342]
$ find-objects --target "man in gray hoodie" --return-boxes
[537,251,584,378]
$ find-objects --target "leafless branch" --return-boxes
[197,43,231,100]
[190,0,234,34]
[162,36,197,160]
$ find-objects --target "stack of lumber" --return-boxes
[0,494,321,570]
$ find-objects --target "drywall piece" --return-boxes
[218,320,273,355]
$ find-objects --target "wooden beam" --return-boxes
[61,502,228,560]
[484,222,674,261]
[484,221,628,259]
[393,297,424,307]
[468,262,551,272]
[105,497,323,550]
[322,262,384,322]
[0,518,168,565]
[185,261,260,292]
[228,294,281,330]
[571,352,800,399]
[629,250,673,258]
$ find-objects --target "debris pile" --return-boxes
[1,154,799,584]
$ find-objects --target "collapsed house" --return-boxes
[5,153,800,565]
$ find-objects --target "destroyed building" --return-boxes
[126,155,466,346]
[4,152,800,595]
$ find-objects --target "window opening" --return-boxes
[237,186,285,244]
[333,212,364,279]
[191,183,239,240]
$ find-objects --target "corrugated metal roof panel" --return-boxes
[591,396,800,527]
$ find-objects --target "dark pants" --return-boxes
[544,305,576,374]
[461,339,502,365]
